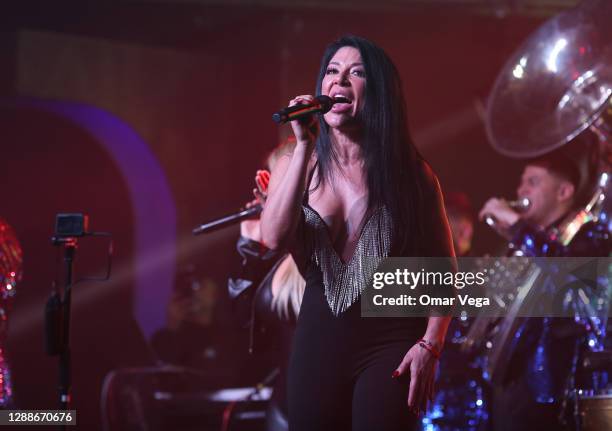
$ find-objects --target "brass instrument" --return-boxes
[486,0,612,160]
[477,1,612,427]
[484,197,531,227]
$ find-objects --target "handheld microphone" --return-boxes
[192,204,262,235]
[272,95,347,124]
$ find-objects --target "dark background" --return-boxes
[0,1,576,428]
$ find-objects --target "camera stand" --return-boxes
[47,236,77,430]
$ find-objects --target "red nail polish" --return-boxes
[391,370,400,378]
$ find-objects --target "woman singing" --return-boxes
[260,35,454,431]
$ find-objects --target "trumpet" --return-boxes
[484,197,531,227]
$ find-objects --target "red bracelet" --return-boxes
[417,339,441,359]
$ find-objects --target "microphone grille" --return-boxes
[316,95,334,113]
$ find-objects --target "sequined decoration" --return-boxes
[0,218,22,407]
[0,347,12,406]
[303,205,392,316]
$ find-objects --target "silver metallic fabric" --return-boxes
[303,205,392,316]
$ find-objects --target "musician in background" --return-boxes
[479,132,610,256]
[477,139,611,430]
[228,138,304,431]
[480,153,580,250]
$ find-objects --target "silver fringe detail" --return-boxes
[303,205,392,316]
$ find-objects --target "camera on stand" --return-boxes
[54,213,90,238]
[47,212,112,419]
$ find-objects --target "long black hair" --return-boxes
[313,35,427,255]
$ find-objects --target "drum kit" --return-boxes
[422,0,612,430]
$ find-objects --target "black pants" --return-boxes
[287,267,424,431]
